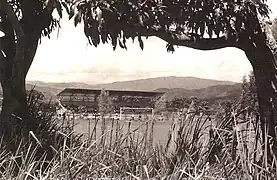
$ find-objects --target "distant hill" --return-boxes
[155,83,242,102]
[27,81,94,89]
[91,76,236,91]
[0,77,238,103]
[25,81,95,101]
[26,83,62,102]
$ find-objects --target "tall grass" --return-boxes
[0,94,276,179]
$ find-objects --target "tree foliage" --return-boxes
[97,89,114,115]
[240,71,258,115]
[154,94,167,113]
[271,18,277,42]
[71,0,271,51]
[0,0,65,41]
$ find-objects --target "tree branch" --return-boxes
[0,0,25,71]
[156,32,241,50]
[125,25,243,51]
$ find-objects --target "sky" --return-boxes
[26,0,277,85]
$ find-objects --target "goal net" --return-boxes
[119,107,154,121]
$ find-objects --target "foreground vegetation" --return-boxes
[0,74,274,179]
[0,92,276,180]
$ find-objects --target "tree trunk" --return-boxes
[0,2,41,143]
[0,34,39,124]
[244,37,277,155]
[0,1,26,141]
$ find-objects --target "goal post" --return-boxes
[119,107,154,121]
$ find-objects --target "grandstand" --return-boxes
[57,88,164,113]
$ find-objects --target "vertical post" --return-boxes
[72,112,75,133]
[110,116,115,149]
[119,107,122,121]
[94,112,97,141]
[171,114,178,152]
[127,117,131,146]
[88,114,91,141]
[144,118,149,150]
[149,108,154,151]
[62,112,65,129]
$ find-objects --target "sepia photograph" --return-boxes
[1,0,277,179]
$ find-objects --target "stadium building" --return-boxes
[57,88,164,113]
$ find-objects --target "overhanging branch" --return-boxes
[125,25,242,51]
[156,33,241,50]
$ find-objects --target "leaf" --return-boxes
[138,35,144,50]
[200,22,205,36]
[214,23,221,37]
[258,3,270,18]
[123,35,127,49]
[61,2,70,15]
[74,12,82,26]
[166,43,174,53]
[207,24,213,38]
[111,33,117,50]
[92,34,100,47]
[138,14,144,26]
[69,5,75,20]
[123,35,126,45]
[101,32,108,44]
[84,26,90,38]
[193,22,199,34]
[84,26,92,45]
[56,1,63,18]
[131,36,135,42]
[235,16,242,33]
[119,40,125,49]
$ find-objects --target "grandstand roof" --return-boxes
[57,88,164,97]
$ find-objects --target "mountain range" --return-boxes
[24,76,242,102]
[90,76,236,91]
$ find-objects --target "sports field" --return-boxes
[56,111,215,149]
[73,117,174,145]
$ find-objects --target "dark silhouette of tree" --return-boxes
[0,0,63,140]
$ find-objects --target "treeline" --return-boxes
[156,71,258,115]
